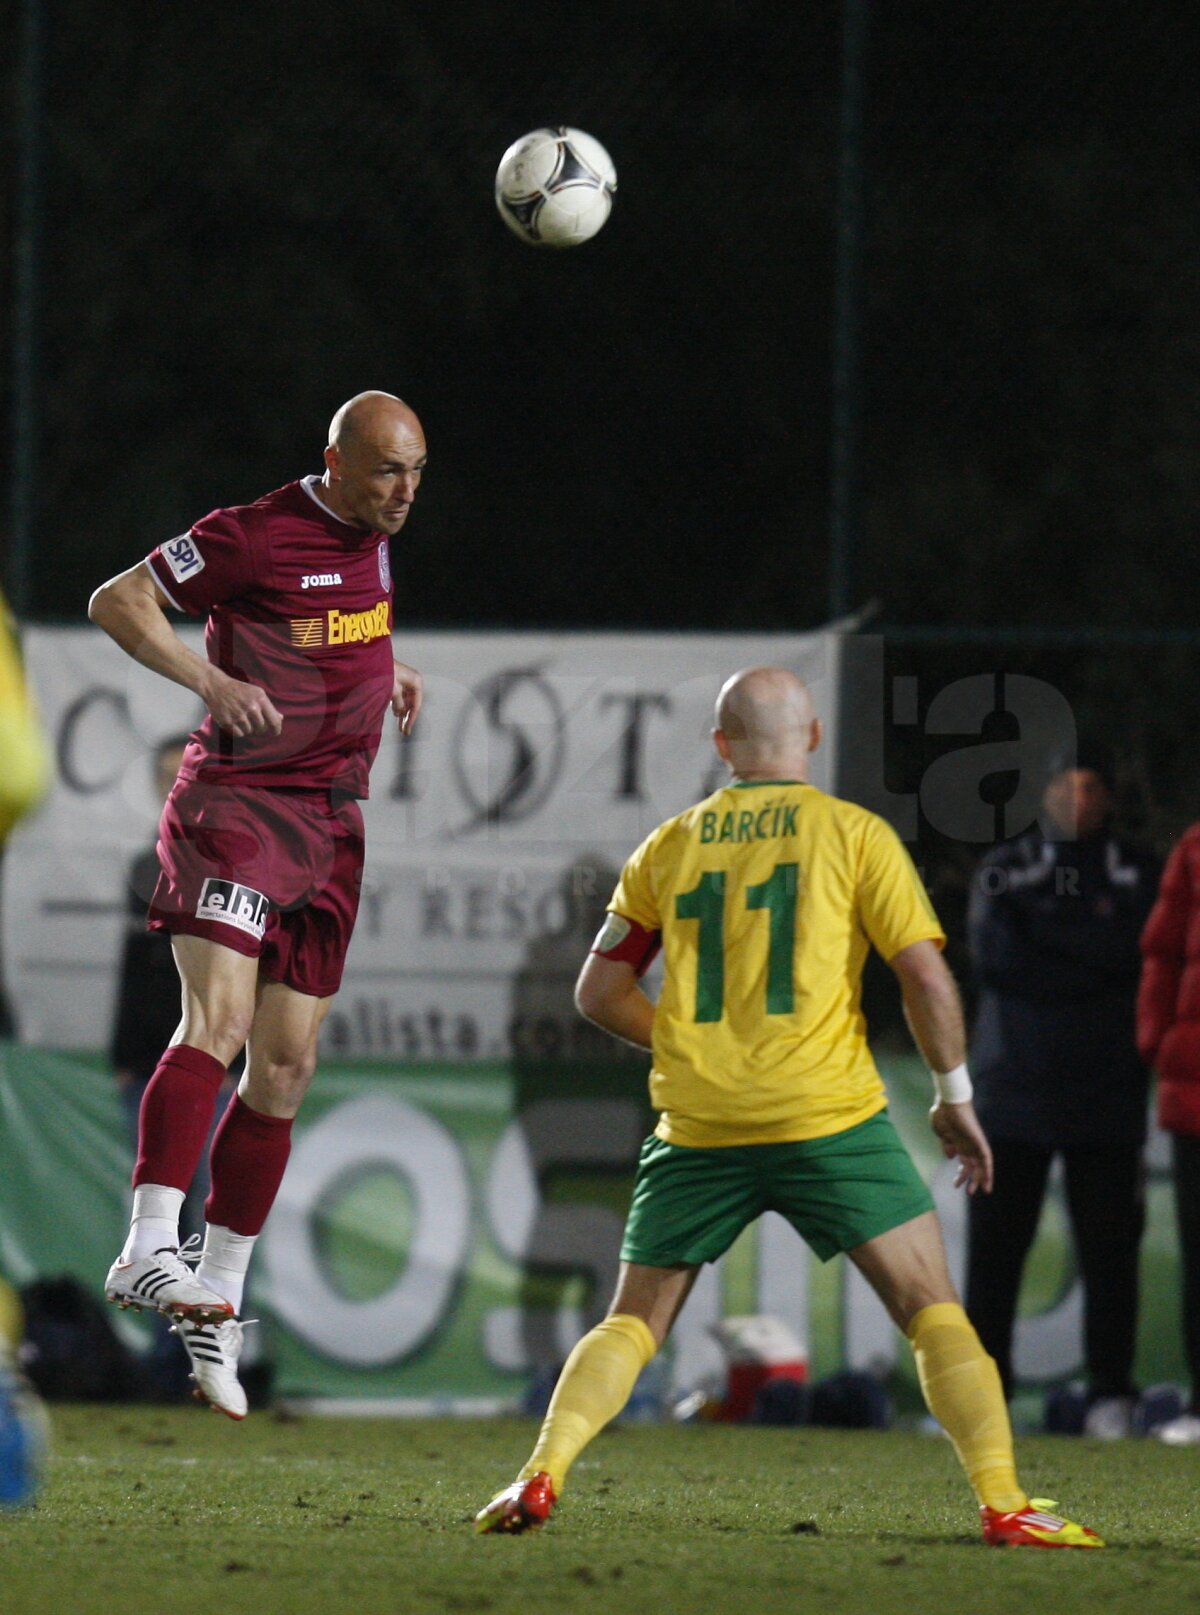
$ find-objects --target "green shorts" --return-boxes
[620,1111,935,1266]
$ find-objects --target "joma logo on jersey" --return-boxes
[289,600,390,649]
[195,878,270,940]
[300,572,343,589]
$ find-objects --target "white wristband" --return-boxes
[932,1062,973,1105]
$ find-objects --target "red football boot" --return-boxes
[981,1497,1104,1548]
[474,1471,558,1534]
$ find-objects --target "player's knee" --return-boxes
[861,1252,958,1331]
[283,1046,319,1092]
[220,1008,256,1061]
[250,1043,318,1107]
[180,1001,254,1066]
[893,1277,961,1332]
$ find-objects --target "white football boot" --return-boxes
[1081,1395,1135,1440]
[172,1316,250,1420]
[105,1234,233,1325]
[1156,1412,1200,1446]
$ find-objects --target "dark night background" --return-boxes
[3,0,1200,881]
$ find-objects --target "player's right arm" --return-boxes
[87,561,282,738]
[890,938,965,1074]
[856,814,993,1194]
[890,939,993,1194]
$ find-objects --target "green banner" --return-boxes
[0,1043,1187,1413]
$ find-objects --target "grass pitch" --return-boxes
[2,1406,1197,1615]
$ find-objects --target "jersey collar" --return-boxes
[299,474,373,534]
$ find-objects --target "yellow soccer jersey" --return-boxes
[607,780,945,1147]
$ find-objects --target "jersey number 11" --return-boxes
[674,863,799,1023]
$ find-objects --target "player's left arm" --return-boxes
[578,834,664,1049]
[575,953,655,1049]
[391,660,423,736]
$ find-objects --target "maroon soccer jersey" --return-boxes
[145,478,395,796]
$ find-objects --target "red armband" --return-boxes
[590,912,661,976]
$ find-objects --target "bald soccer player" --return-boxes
[88,392,426,1418]
[476,669,1103,1549]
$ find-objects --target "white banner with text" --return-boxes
[4,629,839,1055]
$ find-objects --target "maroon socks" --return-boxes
[205,1093,294,1236]
[133,1044,226,1191]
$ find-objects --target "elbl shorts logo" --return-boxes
[163,533,205,583]
[195,878,270,940]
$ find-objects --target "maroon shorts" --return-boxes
[148,778,365,999]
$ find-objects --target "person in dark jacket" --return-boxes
[1137,822,1200,1445]
[964,748,1159,1436]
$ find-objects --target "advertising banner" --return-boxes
[0,1045,1185,1412]
[2,629,839,1056]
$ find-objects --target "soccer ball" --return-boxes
[494,127,616,248]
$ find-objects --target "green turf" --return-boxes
[2,1407,1198,1615]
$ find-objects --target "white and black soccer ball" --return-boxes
[494,127,617,248]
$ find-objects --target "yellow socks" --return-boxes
[520,1313,657,1494]
[906,1302,1028,1513]
[519,1303,1022,1510]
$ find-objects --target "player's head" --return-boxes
[712,667,821,781]
[323,391,427,536]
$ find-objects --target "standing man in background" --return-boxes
[965,749,1158,1437]
[88,392,426,1420]
[476,668,1101,1548]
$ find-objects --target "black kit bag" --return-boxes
[18,1277,143,1401]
